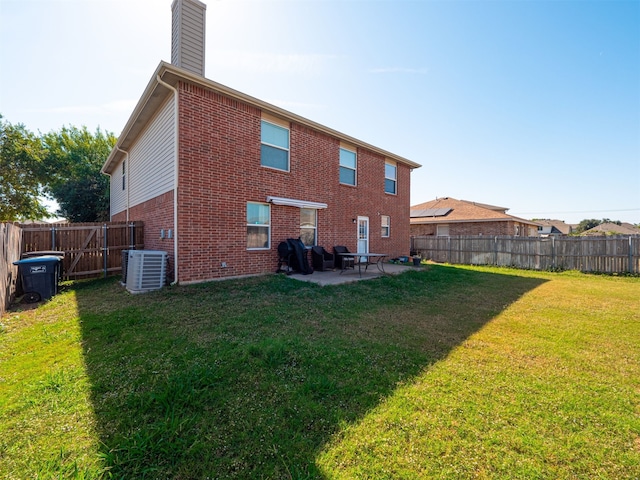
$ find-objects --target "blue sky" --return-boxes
[1,0,639,224]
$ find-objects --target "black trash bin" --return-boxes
[13,255,63,303]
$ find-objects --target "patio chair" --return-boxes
[311,246,335,271]
[333,245,355,271]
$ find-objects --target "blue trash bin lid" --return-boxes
[13,255,63,266]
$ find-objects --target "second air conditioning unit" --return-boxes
[125,250,168,294]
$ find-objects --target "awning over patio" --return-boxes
[266,196,328,209]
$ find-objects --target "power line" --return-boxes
[512,208,640,215]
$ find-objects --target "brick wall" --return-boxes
[112,191,175,281]
[126,80,413,284]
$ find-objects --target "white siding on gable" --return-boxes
[110,160,127,217]
[128,96,175,208]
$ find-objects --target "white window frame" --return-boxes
[247,202,271,250]
[300,208,317,247]
[357,216,369,260]
[260,120,290,172]
[437,224,450,237]
[339,147,357,186]
[381,215,390,238]
[384,160,397,195]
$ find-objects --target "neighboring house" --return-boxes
[581,222,640,236]
[101,0,420,285]
[535,219,575,236]
[410,197,540,237]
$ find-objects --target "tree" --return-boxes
[41,126,116,222]
[574,218,623,234]
[0,115,49,221]
[574,219,601,234]
[600,218,621,226]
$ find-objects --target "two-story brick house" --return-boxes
[101,0,420,284]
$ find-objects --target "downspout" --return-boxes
[115,146,130,222]
[156,74,179,285]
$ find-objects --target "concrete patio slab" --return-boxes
[286,262,417,286]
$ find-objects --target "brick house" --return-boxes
[101,0,420,284]
[411,197,539,237]
[581,222,640,236]
[535,219,575,236]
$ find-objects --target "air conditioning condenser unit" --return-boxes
[125,250,168,294]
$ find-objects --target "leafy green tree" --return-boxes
[600,218,621,226]
[574,218,624,234]
[41,126,116,222]
[0,115,49,221]
[574,219,601,234]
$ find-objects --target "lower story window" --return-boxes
[381,215,390,237]
[437,224,449,237]
[247,202,270,249]
[300,208,317,247]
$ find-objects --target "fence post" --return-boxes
[552,236,556,269]
[629,236,634,274]
[129,222,135,250]
[103,224,108,278]
[51,226,56,250]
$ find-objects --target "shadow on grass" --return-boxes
[75,264,546,478]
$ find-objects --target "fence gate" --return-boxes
[20,222,144,280]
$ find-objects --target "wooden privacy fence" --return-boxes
[20,222,144,280]
[1,223,22,316]
[412,235,640,274]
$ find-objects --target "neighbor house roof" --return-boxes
[535,219,575,235]
[581,222,640,236]
[410,197,540,226]
[102,61,421,175]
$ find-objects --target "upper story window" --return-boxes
[381,215,390,237]
[247,202,270,249]
[300,208,317,247]
[339,147,357,186]
[261,120,289,171]
[122,160,126,190]
[385,160,397,194]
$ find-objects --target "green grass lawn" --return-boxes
[1,265,638,479]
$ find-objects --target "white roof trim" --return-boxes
[266,196,328,209]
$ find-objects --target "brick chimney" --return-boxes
[171,0,206,76]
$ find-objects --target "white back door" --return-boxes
[357,216,369,261]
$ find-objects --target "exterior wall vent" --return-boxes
[171,0,207,77]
